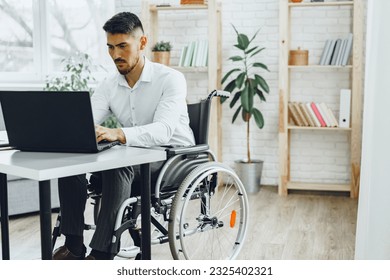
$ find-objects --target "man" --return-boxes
[53,12,195,260]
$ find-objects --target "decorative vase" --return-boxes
[152,51,170,66]
[234,159,264,194]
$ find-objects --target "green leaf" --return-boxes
[252,108,264,129]
[235,72,246,89]
[252,62,269,71]
[221,68,241,84]
[220,96,228,104]
[237,33,250,50]
[255,87,266,102]
[245,46,259,55]
[232,105,242,123]
[228,56,244,62]
[231,24,239,36]
[223,79,237,94]
[249,47,265,58]
[254,74,270,93]
[229,91,241,108]
[240,86,250,112]
[249,28,261,44]
[234,44,246,51]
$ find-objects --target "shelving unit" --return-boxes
[141,0,223,161]
[278,0,364,198]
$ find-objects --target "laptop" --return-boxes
[0,91,120,153]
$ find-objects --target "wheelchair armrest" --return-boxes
[166,144,209,157]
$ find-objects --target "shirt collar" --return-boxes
[117,56,152,88]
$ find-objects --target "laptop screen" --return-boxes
[0,91,101,153]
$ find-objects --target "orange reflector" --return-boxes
[230,210,237,228]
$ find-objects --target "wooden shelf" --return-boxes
[288,1,354,8]
[278,0,364,198]
[288,65,353,70]
[150,4,209,11]
[287,125,352,131]
[287,181,351,192]
[171,66,208,73]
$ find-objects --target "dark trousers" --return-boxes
[58,162,164,254]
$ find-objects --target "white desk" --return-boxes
[0,146,166,260]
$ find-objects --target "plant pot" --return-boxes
[234,159,263,194]
[153,51,170,66]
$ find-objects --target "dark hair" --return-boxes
[103,12,144,35]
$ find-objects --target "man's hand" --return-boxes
[95,125,126,144]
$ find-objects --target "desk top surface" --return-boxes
[0,145,166,181]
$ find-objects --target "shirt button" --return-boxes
[131,107,135,110]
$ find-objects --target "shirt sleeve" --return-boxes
[121,71,188,146]
[91,80,112,125]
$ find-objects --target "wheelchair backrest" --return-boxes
[187,99,211,145]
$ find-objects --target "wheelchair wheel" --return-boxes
[168,162,249,260]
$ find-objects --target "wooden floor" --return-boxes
[1,185,358,260]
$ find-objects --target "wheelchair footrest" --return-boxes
[116,246,140,259]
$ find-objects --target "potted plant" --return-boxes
[152,41,172,66]
[45,53,119,128]
[221,25,270,193]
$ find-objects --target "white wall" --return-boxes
[115,0,367,186]
[355,0,390,260]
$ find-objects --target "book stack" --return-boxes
[178,40,208,67]
[288,101,339,128]
[319,33,353,66]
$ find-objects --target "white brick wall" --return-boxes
[115,0,367,186]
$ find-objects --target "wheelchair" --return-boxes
[52,90,249,260]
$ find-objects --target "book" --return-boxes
[293,102,309,126]
[341,33,353,66]
[194,40,203,67]
[330,39,342,65]
[324,39,336,65]
[178,46,188,67]
[322,103,339,127]
[318,103,333,127]
[299,102,316,127]
[183,41,195,67]
[310,102,326,127]
[335,38,346,66]
[317,102,331,127]
[191,41,199,67]
[305,103,321,127]
[319,40,330,65]
[198,40,208,67]
[288,103,303,126]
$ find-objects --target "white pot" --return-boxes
[234,159,263,194]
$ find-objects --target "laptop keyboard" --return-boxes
[97,140,120,151]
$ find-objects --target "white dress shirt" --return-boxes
[91,57,195,147]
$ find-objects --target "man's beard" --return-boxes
[115,55,140,75]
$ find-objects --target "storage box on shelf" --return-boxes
[278,0,364,197]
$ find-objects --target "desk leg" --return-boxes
[0,173,10,260]
[39,180,52,260]
[140,163,151,260]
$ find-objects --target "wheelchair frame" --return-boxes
[52,90,250,260]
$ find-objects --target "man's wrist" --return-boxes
[116,128,126,144]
